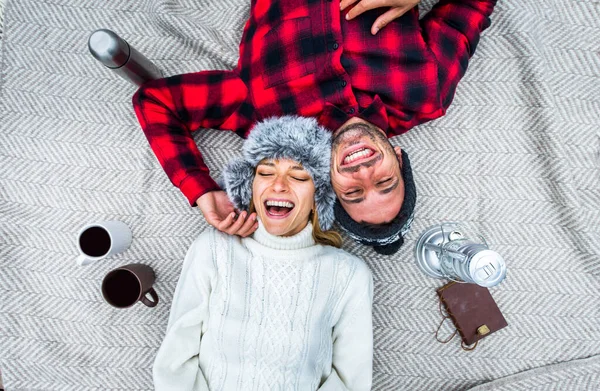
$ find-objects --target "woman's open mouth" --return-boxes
[264,199,295,219]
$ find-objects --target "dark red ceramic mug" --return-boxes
[101,263,159,308]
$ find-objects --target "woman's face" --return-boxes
[252,159,316,237]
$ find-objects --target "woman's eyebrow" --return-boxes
[257,161,275,167]
[290,165,305,171]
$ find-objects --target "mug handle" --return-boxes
[140,288,159,307]
[77,254,95,266]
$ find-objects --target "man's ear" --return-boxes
[394,146,403,169]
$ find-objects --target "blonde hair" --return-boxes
[249,200,342,248]
[310,208,342,248]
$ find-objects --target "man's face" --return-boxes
[330,118,405,224]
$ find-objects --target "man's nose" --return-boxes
[351,164,373,180]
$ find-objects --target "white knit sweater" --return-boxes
[153,222,373,391]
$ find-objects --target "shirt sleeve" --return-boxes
[323,260,374,391]
[132,70,255,206]
[153,231,215,391]
[416,0,497,122]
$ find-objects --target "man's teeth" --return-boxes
[344,148,372,164]
[266,200,294,208]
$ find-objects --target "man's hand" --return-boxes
[197,191,258,237]
[340,0,420,35]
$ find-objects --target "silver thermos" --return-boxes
[88,29,162,86]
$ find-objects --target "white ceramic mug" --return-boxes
[76,221,132,266]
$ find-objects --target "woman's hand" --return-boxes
[197,191,258,237]
[341,0,421,35]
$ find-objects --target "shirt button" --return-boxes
[332,42,339,50]
[348,108,355,114]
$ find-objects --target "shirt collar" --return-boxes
[318,95,389,133]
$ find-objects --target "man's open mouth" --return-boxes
[264,199,295,218]
[341,146,376,166]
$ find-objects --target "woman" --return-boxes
[153,116,373,391]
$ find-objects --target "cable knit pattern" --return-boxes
[153,223,374,391]
[206,228,231,389]
[312,251,355,388]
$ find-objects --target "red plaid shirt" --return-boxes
[133,0,497,206]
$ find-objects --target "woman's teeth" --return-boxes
[343,148,373,164]
[265,200,294,217]
[265,200,294,208]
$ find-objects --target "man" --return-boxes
[133,0,497,253]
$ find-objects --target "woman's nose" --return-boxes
[272,176,289,192]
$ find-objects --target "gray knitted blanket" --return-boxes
[1,0,599,390]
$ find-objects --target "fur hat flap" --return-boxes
[222,157,254,212]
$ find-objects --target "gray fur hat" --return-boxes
[222,116,335,231]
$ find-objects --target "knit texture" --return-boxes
[153,223,373,390]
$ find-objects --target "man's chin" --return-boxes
[333,122,371,140]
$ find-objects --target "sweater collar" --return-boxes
[244,220,321,259]
[252,220,315,250]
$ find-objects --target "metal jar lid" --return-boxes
[468,249,506,287]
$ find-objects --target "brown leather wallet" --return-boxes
[437,282,508,347]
